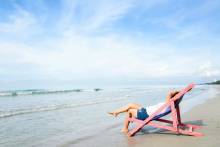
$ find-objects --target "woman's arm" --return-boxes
[165,90,179,103]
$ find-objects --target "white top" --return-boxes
[146,102,165,115]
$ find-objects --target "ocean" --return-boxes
[0,84,218,147]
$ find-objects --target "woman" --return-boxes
[108,90,179,133]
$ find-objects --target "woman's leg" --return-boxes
[121,108,137,133]
[108,103,141,117]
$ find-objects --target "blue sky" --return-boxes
[0,0,220,89]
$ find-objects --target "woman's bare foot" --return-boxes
[120,128,129,134]
[108,111,118,117]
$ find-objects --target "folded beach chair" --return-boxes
[127,83,204,137]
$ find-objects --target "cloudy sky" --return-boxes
[0,0,220,89]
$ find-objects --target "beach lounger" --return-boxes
[127,83,204,137]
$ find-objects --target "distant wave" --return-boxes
[0,88,102,97]
[0,96,126,119]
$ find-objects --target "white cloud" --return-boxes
[0,32,205,80]
[0,5,36,35]
[59,0,135,34]
[197,62,220,77]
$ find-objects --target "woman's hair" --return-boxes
[171,91,179,98]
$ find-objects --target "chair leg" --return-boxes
[171,102,178,132]
[176,106,182,125]
[180,123,202,130]
[178,128,204,137]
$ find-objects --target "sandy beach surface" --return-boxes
[69,86,220,147]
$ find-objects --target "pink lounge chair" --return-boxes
[127,83,204,137]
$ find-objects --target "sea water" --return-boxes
[0,85,218,147]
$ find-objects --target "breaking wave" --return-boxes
[0,96,126,118]
[0,88,102,97]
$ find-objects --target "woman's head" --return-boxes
[171,90,180,98]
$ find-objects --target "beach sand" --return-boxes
[126,87,220,147]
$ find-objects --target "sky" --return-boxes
[0,0,220,89]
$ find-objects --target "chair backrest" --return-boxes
[152,95,184,120]
[152,83,195,120]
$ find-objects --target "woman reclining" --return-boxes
[108,90,179,133]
